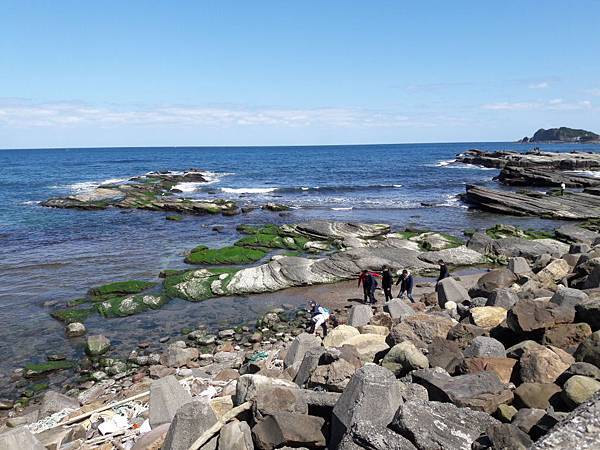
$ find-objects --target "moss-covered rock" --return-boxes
[88,280,156,298]
[24,360,75,377]
[50,306,96,324]
[485,224,554,240]
[96,294,168,318]
[163,268,238,301]
[185,246,266,265]
[165,214,184,221]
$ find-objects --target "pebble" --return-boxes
[47,354,66,361]
[138,342,150,349]
[159,336,170,343]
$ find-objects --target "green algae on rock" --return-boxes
[485,224,555,240]
[163,268,239,301]
[185,246,267,265]
[95,294,168,318]
[88,280,157,298]
[50,306,96,324]
[24,360,75,377]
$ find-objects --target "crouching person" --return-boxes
[307,300,330,337]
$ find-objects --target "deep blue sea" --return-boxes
[1,142,598,395]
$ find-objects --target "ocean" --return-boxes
[0,141,597,395]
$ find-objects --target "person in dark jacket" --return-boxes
[396,269,414,302]
[358,270,379,304]
[437,259,449,282]
[381,265,394,302]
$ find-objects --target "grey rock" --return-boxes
[508,257,532,275]
[160,342,199,367]
[398,382,429,402]
[347,304,374,327]
[512,407,546,434]
[486,288,519,309]
[427,337,464,372]
[283,333,322,368]
[382,341,429,376]
[254,384,308,419]
[574,330,600,367]
[530,390,600,449]
[558,362,600,385]
[575,298,600,331]
[296,388,341,409]
[464,336,506,358]
[251,412,325,450]
[66,322,86,337]
[391,399,499,450]
[219,420,254,450]
[385,299,416,321]
[472,423,533,450]
[162,400,218,450]
[339,422,417,450]
[411,369,513,413]
[294,346,326,387]
[39,390,79,417]
[550,285,589,308]
[0,427,45,450]
[436,277,470,308]
[556,224,600,245]
[331,364,403,449]
[470,269,517,298]
[507,299,575,333]
[85,334,111,356]
[149,375,192,428]
[447,323,487,349]
[234,374,298,406]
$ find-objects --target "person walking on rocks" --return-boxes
[396,269,414,302]
[307,300,330,337]
[560,182,566,196]
[381,265,394,302]
[436,259,449,290]
[358,270,379,304]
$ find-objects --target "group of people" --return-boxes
[358,260,449,304]
[358,266,414,304]
[305,260,450,337]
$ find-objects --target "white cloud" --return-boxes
[0,99,433,129]
[482,99,593,111]
[528,81,549,89]
[586,88,600,97]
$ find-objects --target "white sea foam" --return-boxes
[62,177,128,194]
[21,200,41,205]
[331,207,353,211]
[393,184,403,188]
[173,182,205,192]
[221,187,277,194]
[436,159,457,167]
[301,187,309,191]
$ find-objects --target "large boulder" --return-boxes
[0,428,45,450]
[344,334,389,362]
[463,336,506,358]
[507,299,575,333]
[338,421,417,450]
[149,375,192,428]
[386,323,427,350]
[519,345,575,384]
[385,299,417,321]
[39,390,79,417]
[331,365,403,449]
[542,323,592,351]
[470,269,517,298]
[472,423,533,450]
[574,330,600,367]
[513,382,561,409]
[458,357,517,384]
[401,314,455,345]
[162,400,218,450]
[530,391,600,449]
[508,257,532,276]
[575,297,600,331]
[294,347,326,387]
[563,375,600,408]
[254,384,308,419]
[470,307,507,328]
[283,333,322,368]
[486,288,519,309]
[382,341,429,376]
[160,341,199,367]
[252,412,325,450]
[391,399,499,450]
[512,407,546,435]
[235,374,298,406]
[309,358,356,392]
[427,337,464,373]
[411,369,513,413]
[219,420,254,450]
[447,323,487,349]
[85,334,111,356]
[347,304,374,327]
[436,277,470,308]
[536,259,571,285]
[323,325,359,348]
[550,286,589,308]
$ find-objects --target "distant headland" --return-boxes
[519,127,600,143]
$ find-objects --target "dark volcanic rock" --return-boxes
[472,423,533,450]
[497,166,600,188]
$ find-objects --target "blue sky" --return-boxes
[1,1,599,148]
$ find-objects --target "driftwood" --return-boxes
[187,401,253,450]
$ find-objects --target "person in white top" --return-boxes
[307,300,330,337]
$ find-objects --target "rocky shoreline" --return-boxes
[41,169,289,217]
[454,150,600,220]
[3,219,600,448]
